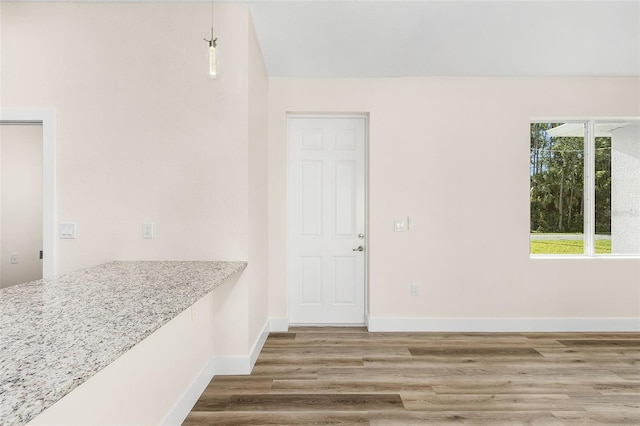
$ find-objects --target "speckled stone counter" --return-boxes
[0,260,246,425]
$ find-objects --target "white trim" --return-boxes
[212,318,272,375]
[584,120,595,256]
[159,356,249,425]
[161,317,276,425]
[286,112,370,120]
[289,323,366,327]
[532,117,640,123]
[368,317,640,332]
[364,118,370,326]
[269,316,289,332]
[531,255,640,260]
[250,319,271,369]
[0,108,56,278]
[159,358,216,426]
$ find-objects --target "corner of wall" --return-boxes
[269,317,289,332]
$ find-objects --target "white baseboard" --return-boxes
[162,317,277,425]
[269,316,289,332]
[216,318,275,376]
[160,355,247,426]
[250,320,271,369]
[160,358,216,426]
[367,317,640,332]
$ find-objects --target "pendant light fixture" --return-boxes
[203,2,218,78]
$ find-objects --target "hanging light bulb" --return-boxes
[204,28,218,78]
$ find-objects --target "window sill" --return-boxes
[530,254,640,260]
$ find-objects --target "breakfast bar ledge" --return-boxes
[0,260,247,425]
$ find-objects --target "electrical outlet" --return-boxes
[10,253,18,264]
[142,222,154,239]
[410,283,419,297]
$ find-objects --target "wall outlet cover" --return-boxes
[142,222,154,239]
[410,283,420,297]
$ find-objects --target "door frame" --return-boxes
[0,108,57,278]
[286,113,370,326]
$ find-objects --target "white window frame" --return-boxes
[530,117,640,259]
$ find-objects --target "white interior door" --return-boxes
[287,116,366,324]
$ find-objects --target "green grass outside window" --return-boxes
[530,239,611,255]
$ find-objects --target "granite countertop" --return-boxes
[0,260,247,425]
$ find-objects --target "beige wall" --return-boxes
[0,124,43,288]
[268,77,640,325]
[247,13,270,344]
[1,2,251,274]
[1,2,270,351]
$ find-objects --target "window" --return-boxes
[530,120,640,256]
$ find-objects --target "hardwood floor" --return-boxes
[183,327,640,425]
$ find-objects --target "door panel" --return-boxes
[288,116,366,324]
[301,257,322,304]
[300,161,323,236]
[333,256,356,304]
[334,161,356,236]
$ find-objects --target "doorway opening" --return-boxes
[0,108,56,287]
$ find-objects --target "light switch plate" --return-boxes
[59,223,76,239]
[10,253,18,264]
[394,218,408,232]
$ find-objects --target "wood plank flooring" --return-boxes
[183,327,640,425]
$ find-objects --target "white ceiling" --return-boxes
[248,0,640,77]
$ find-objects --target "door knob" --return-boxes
[352,246,364,252]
